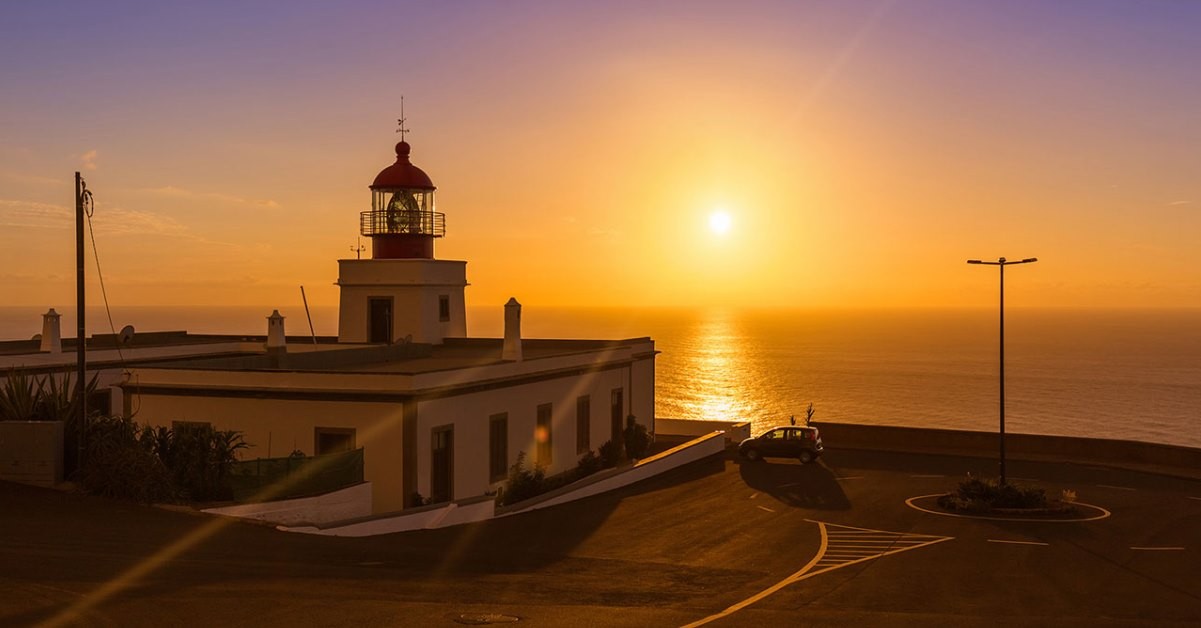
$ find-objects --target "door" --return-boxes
[368,297,392,344]
[761,429,786,457]
[610,388,624,446]
[430,425,454,503]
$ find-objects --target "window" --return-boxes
[439,295,451,322]
[576,395,591,454]
[536,403,553,467]
[315,427,355,455]
[88,388,113,417]
[489,413,508,482]
[368,297,393,343]
[610,388,624,445]
[431,425,454,503]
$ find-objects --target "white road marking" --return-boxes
[1131,547,1185,551]
[1009,477,1041,482]
[1096,484,1136,492]
[749,492,759,499]
[988,539,1049,546]
[357,561,385,566]
[1188,497,1201,502]
[909,474,945,478]
[757,505,776,513]
[681,521,952,628]
[905,494,1112,522]
[835,476,864,481]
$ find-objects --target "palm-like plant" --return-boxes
[39,370,99,423]
[0,369,44,421]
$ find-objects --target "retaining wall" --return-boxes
[282,430,728,537]
[657,418,751,444]
[203,482,373,526]
[816,422,1201,476]
[507,431,727,514]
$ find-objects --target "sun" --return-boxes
[709,210,732,235]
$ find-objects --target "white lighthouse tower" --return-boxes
[336,135,468,345]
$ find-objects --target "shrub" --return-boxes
[623,416,651,460]
[500,451,546,506]
[164,424,248,501]
[37,370,98,423]
[77,416,176,504]
[598,439,622,468]
[74,416,247,504]
[937,474,1049,512]
[576,449,604,477]
[0,368,42,421]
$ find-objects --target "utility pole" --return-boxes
[75,172,88,470]
[967,256,1037,485]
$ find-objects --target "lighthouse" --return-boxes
[336,136,468,345]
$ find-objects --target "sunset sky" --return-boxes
[2,1,1199,310]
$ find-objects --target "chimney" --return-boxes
[266,310,286,352]
[502,298,522,362]
[40,308,62,353]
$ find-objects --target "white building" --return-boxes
[1,134,657,514]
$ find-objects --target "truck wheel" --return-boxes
[799,451,814,464]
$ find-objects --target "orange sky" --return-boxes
[2,2,1199,311]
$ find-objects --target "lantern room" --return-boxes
[362,140,445,259]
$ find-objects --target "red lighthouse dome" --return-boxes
[372,141,435,190]
[361,140,444,259]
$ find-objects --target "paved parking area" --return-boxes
[2,447,1199,627]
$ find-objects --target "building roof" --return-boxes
[119,337,657,399]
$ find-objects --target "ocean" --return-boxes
[3,305,1199,449]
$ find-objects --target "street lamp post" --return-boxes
[967,256,1037,486]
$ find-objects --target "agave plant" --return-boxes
[0,368,44,421]
[38,369,100,423]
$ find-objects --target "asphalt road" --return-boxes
[2,447,1199,627]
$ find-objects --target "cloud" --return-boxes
[0,199,71,228]
[1167,200,1191,206]
[0,198,186,236]
[0,170,62,186]
[81,149,98,171]
[139,185,280,209]
[94,205,188,236]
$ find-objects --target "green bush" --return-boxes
[576,449,604,477]
[499,451,546,506]
[623,416,651,460]
[77,416,176,504]
[937,474,1049,512]
[599,439,622,468]
[162,423,248,501]
[75,415,247,504]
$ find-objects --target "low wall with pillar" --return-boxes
[656,418,752,446]
[0,421,64,487]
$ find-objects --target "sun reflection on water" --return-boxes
[676,310,758,423]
